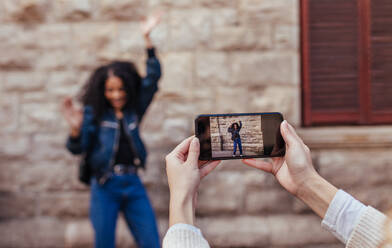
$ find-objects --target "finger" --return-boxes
[62,97,71,109]
[186,137,200,167]
[198,160,209,168]
[200,160,221,179]
[242,159,273,174]
[280,120,303,147]
[170,136,194,158]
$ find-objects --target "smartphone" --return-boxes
[195,112,285,160]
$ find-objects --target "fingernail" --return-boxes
[282,120,289,129]
[286,121,295,131]
[192,137,199,145]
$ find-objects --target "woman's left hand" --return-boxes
[165,136,221,226]
[141,11,163,38]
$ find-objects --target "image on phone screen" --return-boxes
[195,113,285,160]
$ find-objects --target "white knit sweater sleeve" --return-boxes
[163,223,210,248]
[346,206,390,248]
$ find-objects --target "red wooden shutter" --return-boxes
[301,0,362,126]
[369,0,392,123]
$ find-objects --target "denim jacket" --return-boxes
[227,121,242,140]
[66,49,161,179]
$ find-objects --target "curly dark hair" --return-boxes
[231,122,239,129]
[79,61,142,122]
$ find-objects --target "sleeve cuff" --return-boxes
[167,223,202,236]
[147,47,156,58]
[321,190,366,244]
[69,135,81,143]
[346,206,389,248]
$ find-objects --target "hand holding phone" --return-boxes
[195,112,286,160]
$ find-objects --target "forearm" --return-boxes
[169,193,195,227]
[144,34,153,49]
[296,174,338,219]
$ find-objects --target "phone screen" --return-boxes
[195,112,285,160]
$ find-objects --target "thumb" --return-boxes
[280,120,301,147]
[186,137,200,167]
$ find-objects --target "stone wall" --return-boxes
[0,0,391,247]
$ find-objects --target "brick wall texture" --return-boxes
[0,0,391,247]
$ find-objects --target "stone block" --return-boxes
[198,0,237,8]
[98,0,145,21]
[0,133,30,157]
[46,71,81,98]
[0,159,86,193]
[159,52,194,97]
[20,102,61,133]
[34,24,73,50]
[268,214,337,246]
[245,189,294,213]
[29,133,71,162]
[70,23,120,70]
[198,216,270,247]
[0,192,36,219]
[303,244,344,248]
[148,0,193,8]
[38,192,90,218]
[249,85,300,123]
[117,22,146,54]
[168,9,212,50]
[195,51,231,86]
[144,184,170,215]
[139,150,168,187]
[274,24,299,50]
[240,0,299,26]
[65,220,94,248]
[35,50,71,71]
[213,86,255,113]
[318,149,392,188]
[2,24,72,51]
[231,52,299,85]
[0,47,36,70]
[351,185,392,212]
[162,117,192,144]
[197,171,246,215]
[241,168,282,188]
[0,93,18,132]
[4,71,46,91]
[53,0,93,21]
[2,0,50,22]
[0,217,65,247]
[210,25,272,50]
[65,217,168,248]
[211,8,238,27]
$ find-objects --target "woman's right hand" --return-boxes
[61,97,83,138]
[242,120,317,196]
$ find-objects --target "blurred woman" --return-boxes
[62,13,162,248]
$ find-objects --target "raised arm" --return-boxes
[137,12,162,121]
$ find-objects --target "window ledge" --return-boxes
[297,126,392,149]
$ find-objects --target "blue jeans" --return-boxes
[90,174,160,248]
[233,138,243,155]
